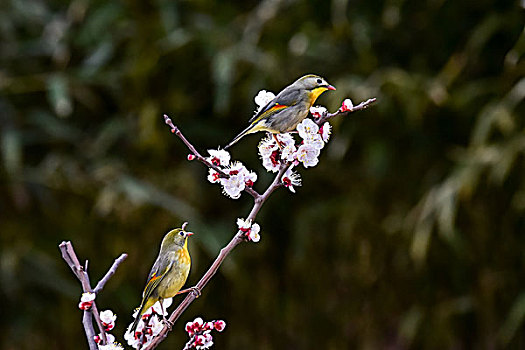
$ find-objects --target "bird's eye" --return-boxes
[179,231,185,237]
[316,78,323,84]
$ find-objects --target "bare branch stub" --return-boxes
[94,253,128,294]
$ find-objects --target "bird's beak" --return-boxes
[185,231,194,236]
[326,85,336,91]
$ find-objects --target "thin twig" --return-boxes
[318,97,377,125]
[164,114,261,200]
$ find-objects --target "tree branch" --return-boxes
[59,241,127,348]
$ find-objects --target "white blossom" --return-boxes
[258,135,281,172]
[244,169,257,187]
[296,143,320,168]
[281,167,302,193]
[207,169,221,183]
[258,134,278,155]
[79,292,96,310]
[220,162,249,199]
[275,133,295,147]
[310,105,327,118]
[236,218,251,230]
[124,325,141,349]
[320,122,332,142]
[247,223,261,242]
[81,292,96,302]
[150,316,165,336]
[207,149,230,166]
[304,134,325,150]
[254,90,276,113]
[100,310,117,325]
[297,118,319,140]
[98,339,123,350]
[237,218,261,243]
[281,143,297,162]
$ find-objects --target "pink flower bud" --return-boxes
[94,335,101,344]
[187,154,196,161]
[340,98,354,112]
[204,321,214,331]
[214,320,226,332]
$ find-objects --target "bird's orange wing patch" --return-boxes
[269,103,288,111]
[251,103,289,125]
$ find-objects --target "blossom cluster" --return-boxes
[206,149,258,199]
[258,117,331,174]
[124,298,173,349]
[237,218,261,242]
[183,317,226,350]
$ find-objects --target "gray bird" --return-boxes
[224,74,336,149]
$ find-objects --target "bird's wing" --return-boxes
[248,88,302,124]
[142,260,174,299]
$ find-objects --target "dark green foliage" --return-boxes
[1,0,524,348]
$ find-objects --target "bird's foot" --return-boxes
[272,134,284,149]
[162,316,173,331]
[177,286,202,298]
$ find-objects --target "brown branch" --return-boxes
[59,241,127,348]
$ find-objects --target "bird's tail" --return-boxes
[224,122,265,150]
[130,308,143,335]
[130,297,150,335]
[224,124,252,150]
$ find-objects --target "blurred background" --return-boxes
[1,0,524,348]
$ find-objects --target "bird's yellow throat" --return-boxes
[309,87,329,104]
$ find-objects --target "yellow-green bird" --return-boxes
[224,74,336,149]
[130,223,194,333]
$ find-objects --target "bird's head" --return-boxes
[162,222,194,249]
[295,74,335,91]
[293,74,336,102]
